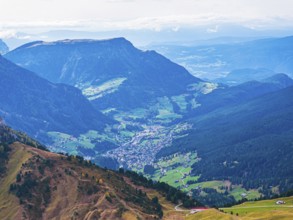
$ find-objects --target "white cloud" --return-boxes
[172,26,180,32]
[107,0,134,2]
[207,26,219,33]
[0,0,293,33]
[0,30,17,39]
[0,29,34,40]
[1,14,293,35]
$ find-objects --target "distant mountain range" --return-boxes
[187,73,293,116]
[0,39,9,54]
[0,55,110,141]
[216,68,277,85]
[151,36,293,81]
[5,38,201,110]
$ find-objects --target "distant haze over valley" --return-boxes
[2,26,293,50]
[1,0,293,219]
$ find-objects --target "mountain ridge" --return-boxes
[150,35,293,80]
[5,37,202,110]
[185,74,293,117]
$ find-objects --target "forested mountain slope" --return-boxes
[0,55,110,141]
[159,85,293,195]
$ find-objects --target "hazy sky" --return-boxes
[1,0,293,39]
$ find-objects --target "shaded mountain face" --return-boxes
[151,36,293,80]
[0,39,9,55]
[5,38,201,109]
[158,85,293,195]
[0,56,110,141]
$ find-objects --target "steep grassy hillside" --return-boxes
[0,123,201,220]
[0,144,31,219]
[187,209,236,220]
[4,144,163,219]
[0,142,168,219]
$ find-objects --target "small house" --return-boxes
[241,193,247,198]
[276,200,285,205]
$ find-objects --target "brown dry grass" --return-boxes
[1,143,161,220]
[0,143,32,220]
